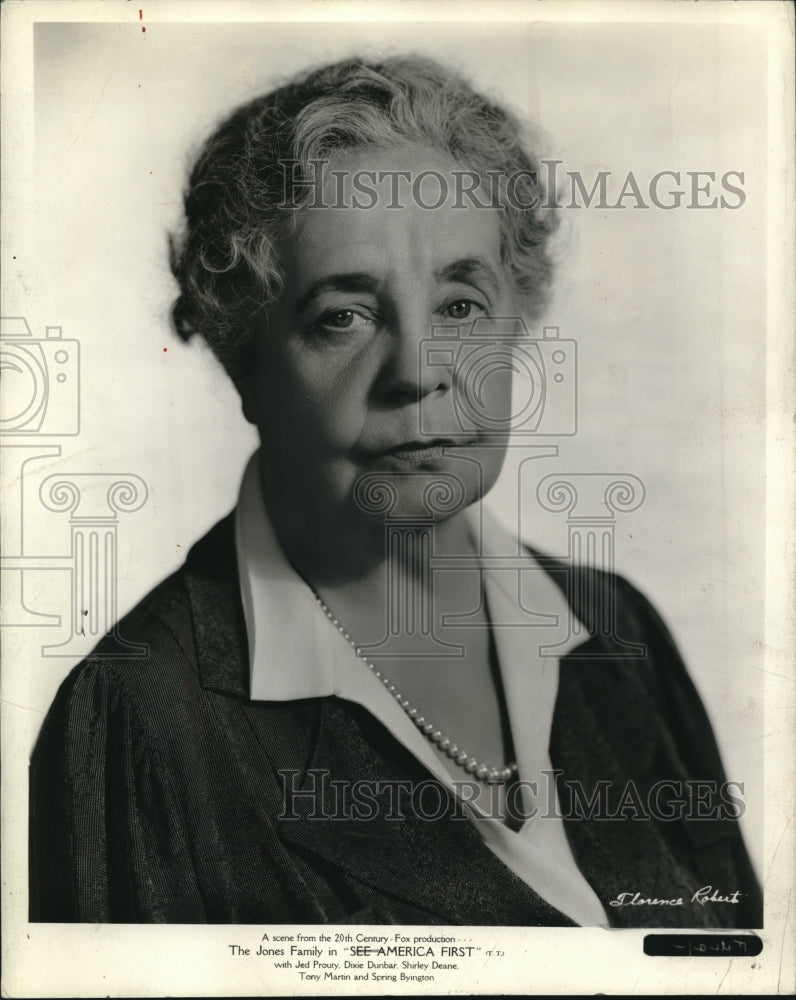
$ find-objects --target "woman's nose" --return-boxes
[375,308,452,406]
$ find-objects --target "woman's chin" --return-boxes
[346,443,503,519]
[346,470,489,526]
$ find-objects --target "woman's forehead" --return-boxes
[283,146,506,291]
[303,143,492,210]
[287,204,505,297]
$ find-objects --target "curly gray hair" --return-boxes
[169,55,558,378]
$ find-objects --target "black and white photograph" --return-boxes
[2,1,793,996]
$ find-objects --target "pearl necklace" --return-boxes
[311,592,519,785]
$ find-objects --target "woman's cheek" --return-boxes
[310,365,372,441]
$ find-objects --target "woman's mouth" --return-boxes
[366,438,480,464]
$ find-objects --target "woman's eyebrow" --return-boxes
[294,272,380,314]
[293,257,500,315]
[435,257,501,296]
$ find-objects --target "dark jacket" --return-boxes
[29,514,762,926]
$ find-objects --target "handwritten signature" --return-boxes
[609,886,743,907]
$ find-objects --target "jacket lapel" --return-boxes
[274,696,577,926]
[184,512,249,697]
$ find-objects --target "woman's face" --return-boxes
[244,146,520,528]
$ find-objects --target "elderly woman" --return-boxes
[29,55,760,927]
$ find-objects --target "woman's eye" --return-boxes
[445,299,482,321]
[324,309,356,329]
[313,308,375,337]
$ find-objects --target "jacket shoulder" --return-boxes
[37,512,241,743]
[527,543,669,645]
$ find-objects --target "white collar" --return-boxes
[235,451,585,715]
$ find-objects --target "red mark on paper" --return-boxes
[139,9,142,18]
[163,347,168,353]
